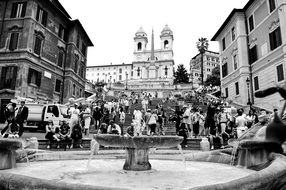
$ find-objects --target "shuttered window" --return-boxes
[11,2,27,18]
[0,66,18,90]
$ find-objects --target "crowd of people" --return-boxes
[0,88,276,150]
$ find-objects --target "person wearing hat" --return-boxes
[16,100,29,137]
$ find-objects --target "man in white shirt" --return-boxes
[236,109,247,138]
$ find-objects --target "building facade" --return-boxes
[0,0,93,122]
[212,0,286,111]
[86,25,175,90]
[190,50,219,87]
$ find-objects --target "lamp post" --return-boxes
[246,77,252,109]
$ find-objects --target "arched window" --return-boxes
[137,42,142,51]
[164,40,169,49]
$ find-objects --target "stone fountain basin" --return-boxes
[0,150,286,190]
[0,139,22,150]
[94,134,183,148]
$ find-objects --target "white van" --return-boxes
[19,104,70,132]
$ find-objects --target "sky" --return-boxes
[59,0,250,70]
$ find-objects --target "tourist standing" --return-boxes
[144,109,152,135]
[147,110,158,136]
[93,107,102,130]
[204,103,216,137]
[15,100,29,137]
[192,108,200,138]
[82,105,91,137]
[235,109,247,138]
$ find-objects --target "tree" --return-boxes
[205,65,221,86]
[196,37,209,86]
[173,64,190,84]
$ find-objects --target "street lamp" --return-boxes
[246,77,252,109]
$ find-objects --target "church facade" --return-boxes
[86,25,175,90]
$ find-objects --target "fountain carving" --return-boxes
[233,86,286,169]
[94,134,183,170]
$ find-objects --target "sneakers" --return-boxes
[47,145,50,149]
[70,145,73,149]
[57,145,60,149]
[79,145,83,149]
[211,145,214,150]
[66,145,69,149]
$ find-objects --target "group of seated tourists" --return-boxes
[45,120,83,149]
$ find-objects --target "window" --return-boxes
[72,84,76,96]
[28,68,41,87]
[9,33,19,51]
[36,5,48,27]
[222,63,228,78]
[164,40,169,49]
[10,2,27,18]
[137,42,142,51]
[269,27,282,51]
[34,35,42,55]
[249,15,254,32]
[0,66,18,90]
[55,79,61,93]
[277,64,284,82]
[137,67,140,76]
[207,69,210,72]
[79,89,82,97]
[74,55,79,73]
[225,88,229,98]
[195,73,198,77]
[76,34,80,48]
[119,68,122,73]
[254,76,259,91]
[233,54,238,70]
[269,0,276,13]
[231,27,236,41]
[119,75,122,80]
[235,82,239,95]
[222,38,226,50]
[81,43,86,57]
[249,45,257,64]
[58,24,66,41]
[57,50,64,68]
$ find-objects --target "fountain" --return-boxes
[94,134,183,170]
[0,87,286,189]
[0,139,22,170]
